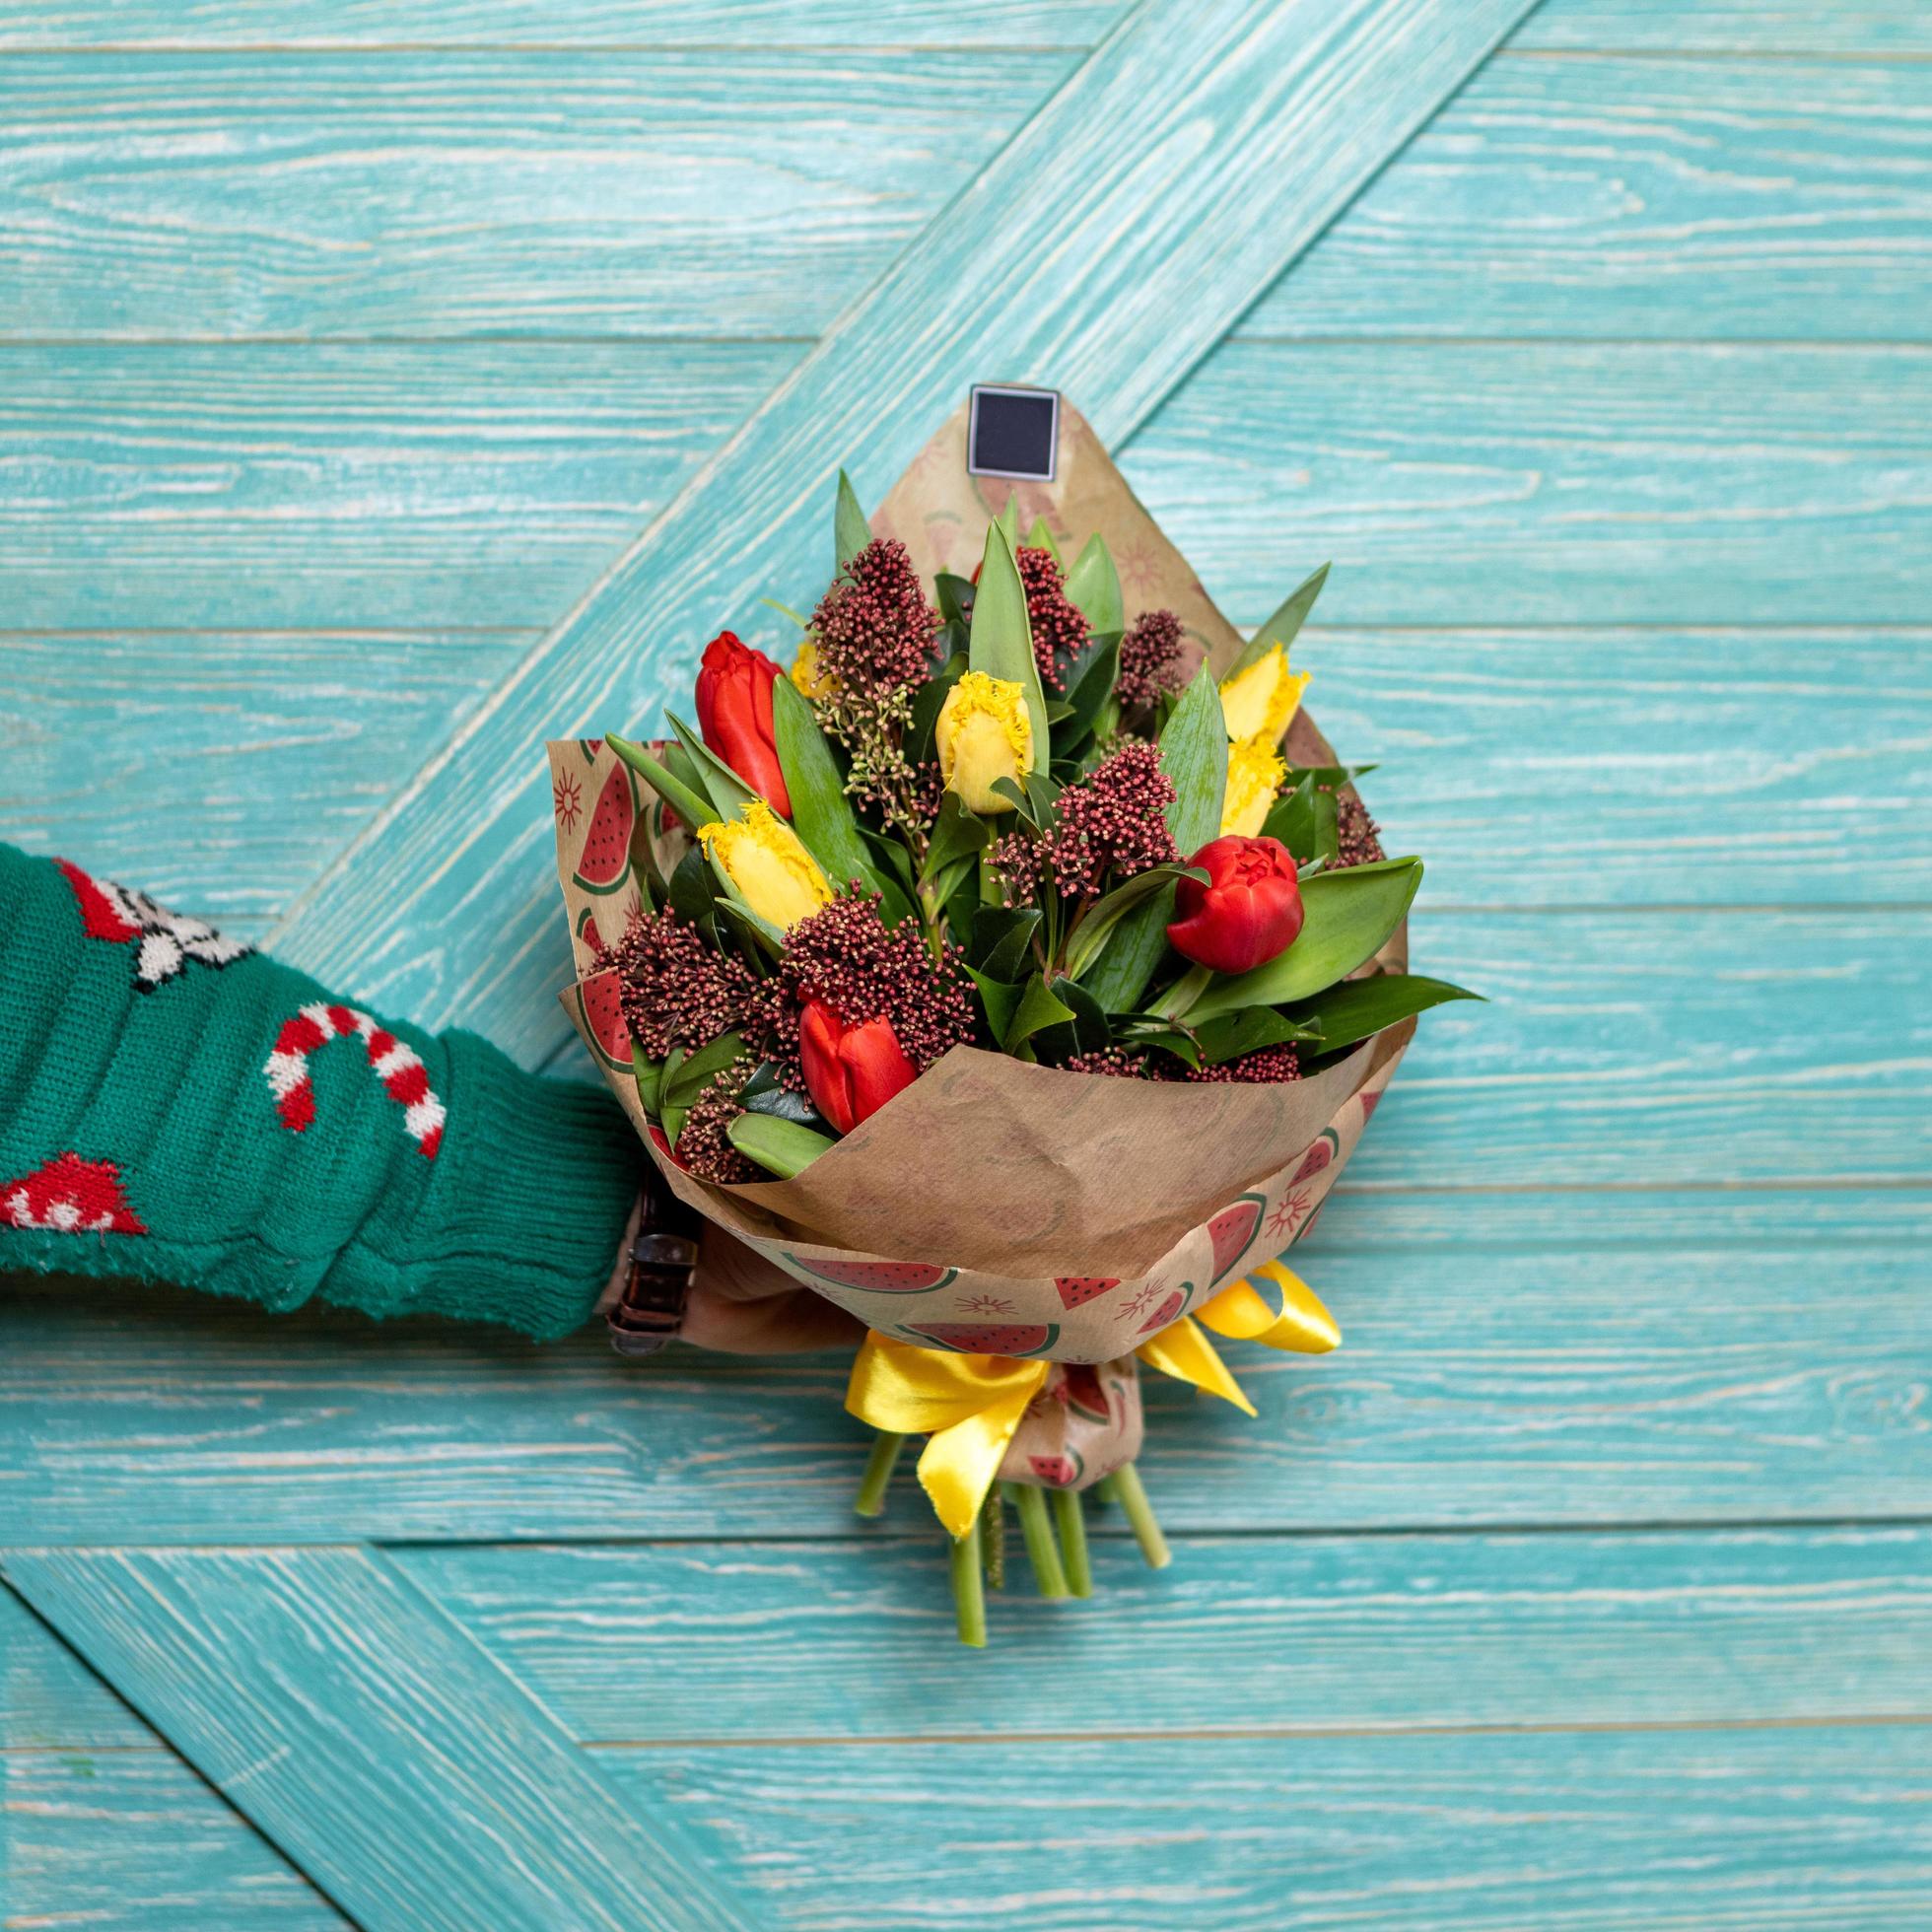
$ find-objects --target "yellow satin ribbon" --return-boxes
[845,1262,1341,1538]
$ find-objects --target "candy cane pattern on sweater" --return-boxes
[264,1002,446,1159]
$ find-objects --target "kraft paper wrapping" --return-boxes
[548,399,1412,1365]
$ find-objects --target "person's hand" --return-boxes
[681,1228,863,1354]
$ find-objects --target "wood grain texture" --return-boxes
[0,630,531,936]
[0,341,797,630]
[3,1188,1922,1542]
[1240,54,1932,341]
[400,1526,1932,1741]
[262,0,1542,1055]
[1,1545,757,1931]
[1126,342,1932,628]
[0,0,1126,50]
[5,1750,350,1930]
[1512,0,1932,56]
[11,1725,1932,1932]
[0,51,1071,340]
[1294,625,1932,907]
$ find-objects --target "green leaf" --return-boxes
[771,673,879,894]
[1117,1024,1200,1070]
[967,965,1021,1044]
[921,791,992,885]
[1192,1005,1321,1067]
[728,1112,836,1179]
[630,1039,663,1118]
[1286,972,1483,1058]
[1038,975,1112,1057]
[971,905,1042,980]
[1228,562,1330,679]
[1022,515,1062,564]
[968,520,1050,755]
[1190,859,1423,1018]
[993,494,1020,547]
[666,846,720,925]
[607,733,713,837]
[714,894,784,959]
[834,468,870,571]
[1062,532,1124,637]
[1160,664,1229,855]
[906,667,961,767]
[663,1030,744,1110]
[740,1074,826,1129]
[1064,862,1205,981]
[1003,974,1077,1055]
[665,710,760,821]
[988,776,1038,825]
[658,1045,687,1150]
[760,596,809,630]
[934,572,975,627]
[1054,634,1121,754]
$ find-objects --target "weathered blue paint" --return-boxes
[3,0,1929,1926]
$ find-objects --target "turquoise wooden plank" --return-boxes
[1513,0,1932,55]
[1239,54,1932,341]
[3,1583,147,1748]
[0,630,532,937]
[2,1546,757,1931]
[0,0,1125,50]
[3,1187,1922,1541]
[1127,342,1932,628]
[0,341,796,630]
[400,1526,1932,1741]
[5,1751,350,1930]
[266,0,1543,1054]
[0,51,1072,340]
[1283,625,1932,907]
[13,1726,1932,1932]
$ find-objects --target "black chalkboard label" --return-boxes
[967,384,1060,482]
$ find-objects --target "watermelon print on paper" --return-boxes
[791,1257,957,1294]
[2,1152,146,1235]
[572,764,637,896]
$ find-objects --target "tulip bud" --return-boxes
[696,629,792,814]
[790,637,839,702]
[1219,737,1288,839]
[1166,834,1305,976]
[798,999,917,1135]
[935,670,1033,814]
[697,799,832,932]
[1218,643,1309,747]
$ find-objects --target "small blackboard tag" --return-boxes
[967,384,1060,483]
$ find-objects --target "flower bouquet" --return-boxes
[550,400,1476,1641]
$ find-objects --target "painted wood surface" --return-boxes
[0,52,1074,340]
[4,1188,1921,1543]
[2,1546,758,1930]
[262,0,1540,1054]
[3,0,1929,1924]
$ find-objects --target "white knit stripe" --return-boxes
[3,1188,30,1226]
[264,1002,446,1156]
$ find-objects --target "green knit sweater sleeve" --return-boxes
[0,842,639,1339]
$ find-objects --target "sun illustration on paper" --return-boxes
[1117,536,1162,594]
[1267,1189,1313,1239]
[553,771,583,831]
[1121,1279,1166,1321]
[961,1293,1015,1316]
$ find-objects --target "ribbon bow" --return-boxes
[845,1260,1339,1538]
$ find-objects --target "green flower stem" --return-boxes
[1112,1462,1171,1570]
[853,1431,905,1518]
[983,1483,1006,1592]
[950,1515,988,1648]
[1148,961,1213,1021]
[1053,1488,1093,1598]
[978,849,1002,906]
[1094,1474,1120,1505]
[1007,1482,1070,1599]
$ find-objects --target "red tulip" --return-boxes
[1166,835,1304,976]
[799,999,916,1135]
[695,629,791,815]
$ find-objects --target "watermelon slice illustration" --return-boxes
[1061,1363,1111,1421]
[1054,1275,1120,1310]
[576,969,631,1071]
[905,1321,1060,1357]
[1137,1288,1185,1334]
[1206,1194,1267,1283]
[2,1152,146,1235]
[1291,1130,1339,1184]
[789,1257,957,1294]
[573,763,637,895]
[1029,1451,1083,1488]
[1360,1090,1382,1125]
[575,905,608,960]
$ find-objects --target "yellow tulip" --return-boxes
[1219,643,1309,747]
[1220,736,1288,839]
[697,799,832,932]
[935,671,1033,814]
[791,638,839,701]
